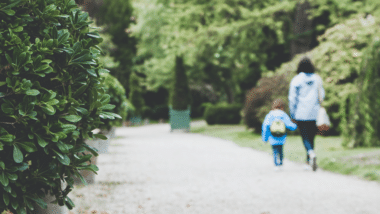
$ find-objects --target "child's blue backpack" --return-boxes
[270,119,286,137]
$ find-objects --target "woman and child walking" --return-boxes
[262,57,325,172]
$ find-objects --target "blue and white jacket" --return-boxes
[262,109,297,145]
[288,72,325,121]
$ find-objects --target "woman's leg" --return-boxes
[297,121,317,163]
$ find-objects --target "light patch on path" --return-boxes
[69,124,380,214]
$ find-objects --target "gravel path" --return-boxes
[69,123,380,214]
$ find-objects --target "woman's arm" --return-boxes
[283,113,298,131]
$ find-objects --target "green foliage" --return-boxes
[128,72,145,116]
[131,0,297,102]
[170,56,191,110]
[204,103,242,125]
[243,74,289,132]
[342,40,380,147]
[246,13,380,135]
[0,0,118,212]
[150,105,169,120]
[96,0,136,95]
[99,73,131,130]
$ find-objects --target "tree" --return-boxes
[94,0,137,95]
[129,72,145,116]
[170,56,191,110]
[131,0,297,103]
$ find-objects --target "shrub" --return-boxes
[170,56,191,110]
[150,105,169,121]
[0,0,119,212]
[342,40,380,147]
[243,74,289,132]
[204,103,242,125]
[99,73,129,131]
[129,72,145,116]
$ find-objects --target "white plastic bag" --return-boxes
[316,107,330,127]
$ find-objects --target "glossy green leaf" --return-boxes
[0,172,9,186]
[26,89,40,96]
[3,9,15,16]
[63,115,82,123]
[10,189,17,198]
[3,184,11,193]
[46,99,59,105]
[77,164,99,174]
[0,161,5,169]
[0,134,15,142]
[41,104,55,115]
[36,134,48,147]
[16,206,26,214]
[11,198,19,210]
[72,84,88,98]
[75,107,89,115]
[57,154,70,166]
[1,103,14,114]
[13,145,23,163]
[94,134,107,140]
[56,141,69,153]
[3,192,9,206]
[26,196,47,209]
[18,141,38,152]
[6,173,18,181]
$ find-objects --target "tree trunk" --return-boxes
[291,1,313,58]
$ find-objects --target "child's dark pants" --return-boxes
[272,145,283,166]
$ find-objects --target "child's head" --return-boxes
[272,98,285,110]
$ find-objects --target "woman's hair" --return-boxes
[272,98,285,110]
[296,57,315,74]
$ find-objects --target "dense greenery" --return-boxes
[342,40,380,147]
[0,0,120,212]
[99,73,130,131]
[128,72,145,117]
[204,103,242,125]
[94,0,136,95]
[170,56,191,110]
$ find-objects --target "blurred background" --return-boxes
[75,0,380,147]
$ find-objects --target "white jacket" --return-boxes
[288,72,325,121]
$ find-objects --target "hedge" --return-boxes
[0,0,119,212]
[204,103,242,125]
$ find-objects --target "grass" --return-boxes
[191,124,380,182]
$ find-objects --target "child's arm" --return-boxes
[283,113,297,131]
[261,114,270,143]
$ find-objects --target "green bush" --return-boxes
[99,73,130,130]
[0,0,119,212]
[170,56,191,110]
[204,103,242,125]
[342,40,380,147]
[243,74,289,132]
[129,72,145,116]
[150,105,169,121]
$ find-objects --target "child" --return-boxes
[262,98,297,171]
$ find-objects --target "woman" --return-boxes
[288,57,325,171]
